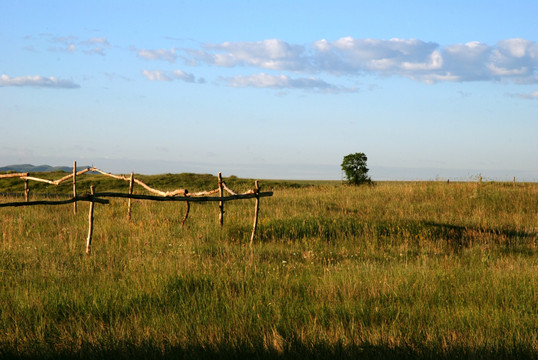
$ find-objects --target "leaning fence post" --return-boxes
[250,180,260,246]
[218,172,224,226]
[127,172,134,220]
[73,161,77,214]
[86,185,95,254]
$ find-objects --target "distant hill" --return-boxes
[0,164,75,173]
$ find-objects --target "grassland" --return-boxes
[0,174,536,359]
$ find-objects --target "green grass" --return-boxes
[0,180,536,359]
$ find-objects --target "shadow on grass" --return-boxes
[257,217,536,251]
[1,342,536,360]
[421,221,537,250]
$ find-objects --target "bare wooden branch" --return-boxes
[90,167,186,197]
[250,180,260,246]
[53,168,94,185]
[54,172,76,184]
[76,168,93,176]
[91,167,130,181]
[86,186,96,255]
[0,172,28,179]
[20,176,57,185]
[221,181,238,196]
[187,188,220,197]
[0,194,109,208]
[133,178,187,197]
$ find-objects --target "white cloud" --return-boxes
[182,37,538,85]
[194,39,309,70]
[498,38,532,58]
[224,73,356,93]
[401,50,443,70]
[142,69,201,83]
[137,48,177,63]
[0,74,80,88]
[32,34,110,55]
[315,37,441,74]
[80,37,110,56]
[508,90,538,99]
[441,41,491,81]
[82,37,110,46]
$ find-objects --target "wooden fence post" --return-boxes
[73,161,77,214]
[127,172,134,220]
[250,180,260,246]
[24,178,30,202]
[86,185,95,254]
[181,197,190,227]
[218,172,224,226]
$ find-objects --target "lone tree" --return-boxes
[341,152,372,185]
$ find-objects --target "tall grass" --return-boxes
[0,181,536,359]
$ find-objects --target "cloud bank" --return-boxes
[180,37,538,85]
[507,90,538,100]
[0,74,80,88]
[42,35,110,56]
[137,48,178,63]
[223,73,356,93]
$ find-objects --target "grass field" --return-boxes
[0,175,536,359]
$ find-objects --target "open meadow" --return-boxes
[0,175,537,359]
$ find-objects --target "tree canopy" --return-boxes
[341,153,371,185]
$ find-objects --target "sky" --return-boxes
[1,1,537,181]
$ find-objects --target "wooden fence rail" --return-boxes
[0,194,109,207]
[1,163,273,253]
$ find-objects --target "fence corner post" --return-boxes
[250,180,260,246]
[86,185,95,255]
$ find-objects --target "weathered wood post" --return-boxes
[513,176,516,187]
[181,192,190,227]
[218,172,224,226]
[86,185,95,254]
[127,172,134,220]
[250,180,260,246]
[24,178,30,202]
[73,161,77,214]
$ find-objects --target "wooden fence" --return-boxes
[0,162,273,253]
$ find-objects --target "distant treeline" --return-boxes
[0,164,80,173]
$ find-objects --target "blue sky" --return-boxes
[1,1,537,180]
